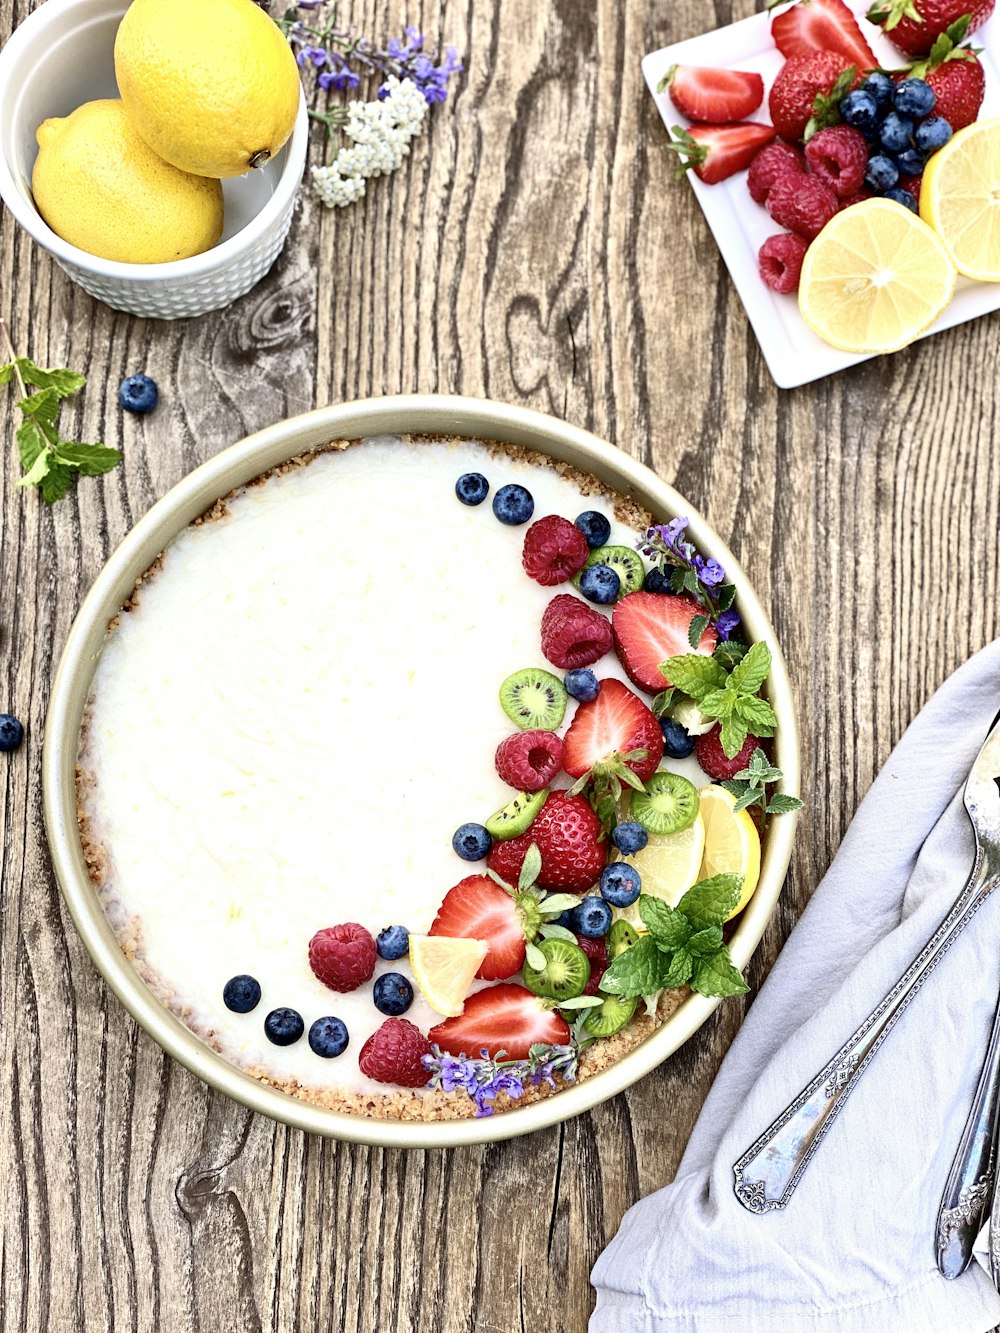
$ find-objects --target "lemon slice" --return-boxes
[409,936,488,1017]
[617,813,706,927]
[698,786,761,922]
[798,198,956,353]
[921,118,1000,281]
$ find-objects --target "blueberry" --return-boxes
[600,863,642,909]
[914,115,952,154]
[222,974,261,1014]
[0,713,24,752]
[574,510,611,548]
[564,668,599,702]
[893,147,925,175]
[839,89,879,134]
[643,567,674,594]
[309,1016,349,1058]
[610,821,648,857]
[660,717,695,759]
[885,186,919,213]
[492,483,534,525]
[863,71,895,108]
[578,563,621,605]
[264,1006,304,1046]
[864,153,899,193]
[376,925,410,960]
[373,972,414,1016]
[894,77,936,119]
[455,472,489,506]
[452,822,492,861]
[553,909,576,930]
[571,896,613,939]
[118,374,158,414]
[880,112,914,154]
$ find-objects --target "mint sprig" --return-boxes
[600,877,749,1001]
[661,640,777,759]
[720,747,803,823]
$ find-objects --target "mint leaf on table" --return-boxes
[54,442,123,476]
[677,874,743,930]
[691,948,750,998]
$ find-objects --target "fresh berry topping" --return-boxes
[264,1007,304,1046]
[309,1016,349,1057]
[499,667,568,730]
[600,863,642,908]
[359,1017,431,1086]
[0,713,24,752]
[880,111,914,154]
[521,937,591,1001]
[663,64,765,123]
[452,822,493,861]
[521,515,590,586]
[771,0,877,71]
[492,483,534,526]
[495,729,564,792]
[665,122,778,184]
[660,716,696,759]
[766,173,839,241]
[838,88,879,133]
[564,667,600,702]
[643,565,676,594]
[562,678,664,785]
[611,591,717,693]
[894,76,936,117]
[485,788,548,841]
[376,924,410,960]
[695,725,761,781]
[805,126,868,197]
[610,821,649,856]
[631,770,700,836]
[486,790,607,894]
[894,146,925,175]
[747,140,805,204]
[571,895,613,939]
[758,233,809,294]
[864,71,896,106]
[921,48,984,131]
[540,593,613,670]
[427,983,570,1061]
[768,51,853,143]
[885,185,919,212]
[575,510,612,548]
[429,874,526,980]
[914,115,952,153]
[897,172,923,204]
[866,0,994,57]
[455,472,489,505]
[373,972,415,1016]
[578,933,609,995]
[118,373,158,414]
[579,563,621,605]
[223,974,261,1013]
[839,188,875,210]
[865,152,900,192]
[309,923,378,992]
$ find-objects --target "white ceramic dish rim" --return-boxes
[42,395,800,1147]
[0,0,308,282]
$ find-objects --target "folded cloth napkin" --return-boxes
[591,639,1000,1333]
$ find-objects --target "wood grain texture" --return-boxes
[2,0,1000,1329]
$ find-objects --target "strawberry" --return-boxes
[662,64,765,123]
[486,790,607,894]
[359,1018,431,1087]
[561,678,664,785]
[611,591,717,693]
[428,983,570,1060]
[772,0,877,71]
[909,21,986,130]
[429,874,527,980]
[664,123,778,184]
[768,51,855,143]
[866,0,994,56]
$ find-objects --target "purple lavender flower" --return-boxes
[693,555,726,588]
[715,609,741,641]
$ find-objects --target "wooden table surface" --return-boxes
[3,0,1000,1328]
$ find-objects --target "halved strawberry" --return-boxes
[664,122,778,184]
[663,65,765,123]
[561,678,664,785]
[428,983,571,1060]
[771,0,877,72]
[612,591,717,693]
[429,875,526,981]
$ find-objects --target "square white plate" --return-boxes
[642,2,1000,388]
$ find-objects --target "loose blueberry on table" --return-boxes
[118,373,159,414]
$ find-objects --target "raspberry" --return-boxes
[747,141,804,205]
[540,593,613,670]
[758,233,809,295]
[577,934,608,995]
[359,1017,431,1087]
[766,173,839,241]
[694,726,761,782]
[522,515,590,586]
[839,188,874,211]
[898,173,923,205]
[308,923,377,992]
[804,126,868,199]
[495,729,564,792]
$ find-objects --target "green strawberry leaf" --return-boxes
[691,947,749,998]
[525,942,547,971]
[677,874,743,930]
[659,653,727,700]
[538,923,578,943]
[558,995,603,1011]
[518,843,542,893]
[540,893,581,915]
[638,893,693,950]
[599,935,677,998]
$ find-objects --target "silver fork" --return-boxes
[732,712,1000,1216]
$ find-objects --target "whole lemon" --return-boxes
[32,100,224,265]
[115,0,300,179]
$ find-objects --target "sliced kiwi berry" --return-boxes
[630,770,700,836]
[572,545,645,600]
[522,938,590,1002]
[499,667,568,731]
[485,788,547,841]
[583,992,638,1038]
[607,918,640,960]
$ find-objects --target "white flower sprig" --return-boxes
[311,76,429,208]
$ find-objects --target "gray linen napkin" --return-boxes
[591,639,1000,1333]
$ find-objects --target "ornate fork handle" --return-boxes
[733,850,995,1215]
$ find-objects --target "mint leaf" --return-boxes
[18,441,52,488]
[687,925,724,958]
[16,418,49,473]
[17,388,61,433]
[39,462,74,504]
[518,843,542,892]
[661,947,693,989]
[720,712,749,759]
[677,874,742,930]
[734,748,781,784]
[767,793,804,814]
[733,694,777,736]
[638,893,692,950]
[691,947,749,998]
[730,641,771,696]
[651,688,676,718]
[600,936,676,998]
[669,567,686,594]
[662,654,727,700]
[713,639,747,670]
[55,442,122,476]
[17,359,86,398]
[688,613,710,649]
[699,687,734,719]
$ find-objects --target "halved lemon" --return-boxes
[698,786,761,922]
[409,935,488,1017]
[921,118,1000,281]
[798,198,956,353]
[617,813,706,927]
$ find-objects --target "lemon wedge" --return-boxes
[921,118,1000,281]
[698,786,761,922]
[409,935,488,1017]
[798,198,956,353]
[617,813,706,927]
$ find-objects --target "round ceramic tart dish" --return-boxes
[44,397,799,1147]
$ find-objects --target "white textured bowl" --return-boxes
[0,0,308,319]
